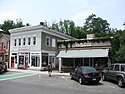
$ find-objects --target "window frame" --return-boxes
[28,37,31,45]
[33,36,36,45]
[46,37,50,46]
[19,38,21,46]
[114,65,119,71]
[52,38,56,47]
[23,38,26,45]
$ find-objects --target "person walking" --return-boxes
[47,62,52,77]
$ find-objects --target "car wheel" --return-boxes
[79,77,83,85]
[102,73,107,81]
[118,77,125,88]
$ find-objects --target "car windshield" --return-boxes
[82,67,96,73]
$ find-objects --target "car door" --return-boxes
[105,65,115,80]
[74,67,82,80]
[112,65,120,81]
[72,68,78,80]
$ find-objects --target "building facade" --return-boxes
[57,34,112,72]
[9,25,74,70]
[0,32,10,67]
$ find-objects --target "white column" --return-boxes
[59,58,62,72]
[40,52,42,68]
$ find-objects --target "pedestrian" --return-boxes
[47,62,52,77]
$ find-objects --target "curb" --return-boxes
[8,69,70,76]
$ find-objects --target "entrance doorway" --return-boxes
[11,57,14,68]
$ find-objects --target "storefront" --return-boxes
[10,51,57,70]
[57,49,110,72]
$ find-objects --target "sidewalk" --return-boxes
[8,68,70,76]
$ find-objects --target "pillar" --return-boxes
[59,58,62,72]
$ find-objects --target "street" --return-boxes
[0,72,125,94]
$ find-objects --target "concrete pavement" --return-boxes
[8,68,70,76]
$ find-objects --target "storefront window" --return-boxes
[31,56,40,67]
[5,55,8,62]
[42,53,48,67]
[19,56,24,65]
[62,58,74,66]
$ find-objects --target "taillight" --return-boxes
[83,74,89,77]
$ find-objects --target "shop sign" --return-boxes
[75,43,91,47]
[18,48,30,51]
[0,49,6,53]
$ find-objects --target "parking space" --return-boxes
[0,71,125,94]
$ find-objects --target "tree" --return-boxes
[111,30,125,63]
[83,14,111,37]
[51,20,75,36]
[0,19,28,33]
[0,20,15,33]
[72,27,86,39]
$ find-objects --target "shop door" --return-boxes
[25,55,29,69]
[11,57,14,68]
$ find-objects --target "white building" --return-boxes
[9,25,74,70]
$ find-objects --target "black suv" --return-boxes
[0,61,7,74]
[102,63,125,88]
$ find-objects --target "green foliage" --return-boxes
[84,14,111,37]
[111,30,125,62]
[0,19,26,33]
[51,20,86,39]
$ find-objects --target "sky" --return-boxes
[0,0,125,30]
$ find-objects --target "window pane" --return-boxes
[121,65,125,71]
[46,37,50,46]
[31,56,40,67]
[19,39,21,46]
[33,37,36,45]
[109,65,114,70]
[28,37,30,45]
[114,65,119,71]
[14,39,16,46]
[23,38,26,45]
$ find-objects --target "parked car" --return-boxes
[0,61,7,74]
[70,66,101,85]
[102,63,125,88]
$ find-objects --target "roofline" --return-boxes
[9,25,75,39]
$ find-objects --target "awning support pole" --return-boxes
[59,58,62,72]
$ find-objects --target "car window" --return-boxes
[121,65,125,71]
[82,67,96,73]
[74,68,78,72]
[78,68,82,73]
[114,65,119,71]
[109,65,114,71]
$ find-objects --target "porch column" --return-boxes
[89,58,91,66]
[59,58,62,72]
[92,58,94,67]
[108,56,111,67]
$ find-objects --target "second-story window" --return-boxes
[23,38,26,45]
[14,39,16,46]
[52,38,56,47]
[33,36,36,45]
[19,38,21,46]
[28,37,31,45]
[46,37,50,46]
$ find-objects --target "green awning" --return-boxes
[57,49,109,58]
